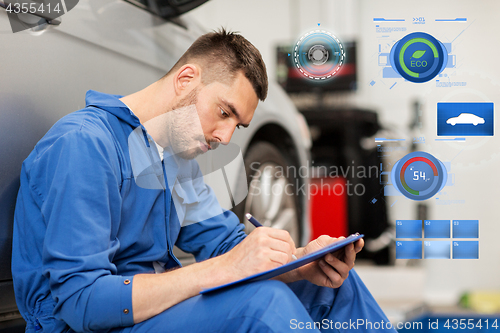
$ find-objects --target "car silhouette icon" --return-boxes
[446,113,485,126]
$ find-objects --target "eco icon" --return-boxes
[411,50,426,59]
[390,32,447,83]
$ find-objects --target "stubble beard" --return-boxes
[168,88,216,160]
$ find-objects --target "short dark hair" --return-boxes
[167,28,268,101]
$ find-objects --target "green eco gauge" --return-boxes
[390,32,447,83]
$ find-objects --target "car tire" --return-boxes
[233,141,301,244]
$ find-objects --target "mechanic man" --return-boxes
[12,29,396,332]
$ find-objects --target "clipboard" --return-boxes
[200,233,364,294]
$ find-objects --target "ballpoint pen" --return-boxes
[245,213,298,260]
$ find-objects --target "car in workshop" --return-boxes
[0,0,311,330]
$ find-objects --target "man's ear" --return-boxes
[173,64,201,96]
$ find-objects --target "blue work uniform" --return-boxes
[12,91,396,333]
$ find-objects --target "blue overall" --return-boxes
[12,91,396,332]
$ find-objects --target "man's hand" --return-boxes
[220,227,297,280]
[130,231,356,324]
[282,235,364,288]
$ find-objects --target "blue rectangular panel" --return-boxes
[443,42,452,54]
[453,220,479,238]
[424,220,450,238]
[437,102,494,136]
[396,241,422,259]
[453,241,479,259]
[383,66,402,78]
[424,241,451,259]
[396,220,422,238]
[384,185,402,196]
[446,54,456,68]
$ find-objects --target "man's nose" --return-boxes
[218,126,236,144]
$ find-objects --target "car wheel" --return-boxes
[234,141,301,244]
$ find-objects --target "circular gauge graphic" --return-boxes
[293,30,345,80]
[391,152,447,201]
[390,32,447,83]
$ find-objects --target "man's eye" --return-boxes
[236,125,241,130]
[220,108,228,117]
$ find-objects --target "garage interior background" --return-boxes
[189,0,500,319]
[0,0,499,329]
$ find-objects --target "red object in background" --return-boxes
[288,63,356,79]
[309,177,349,241]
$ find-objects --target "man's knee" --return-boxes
[223,280,314,332]
[242,280,298,303]
[234,280,302,317]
